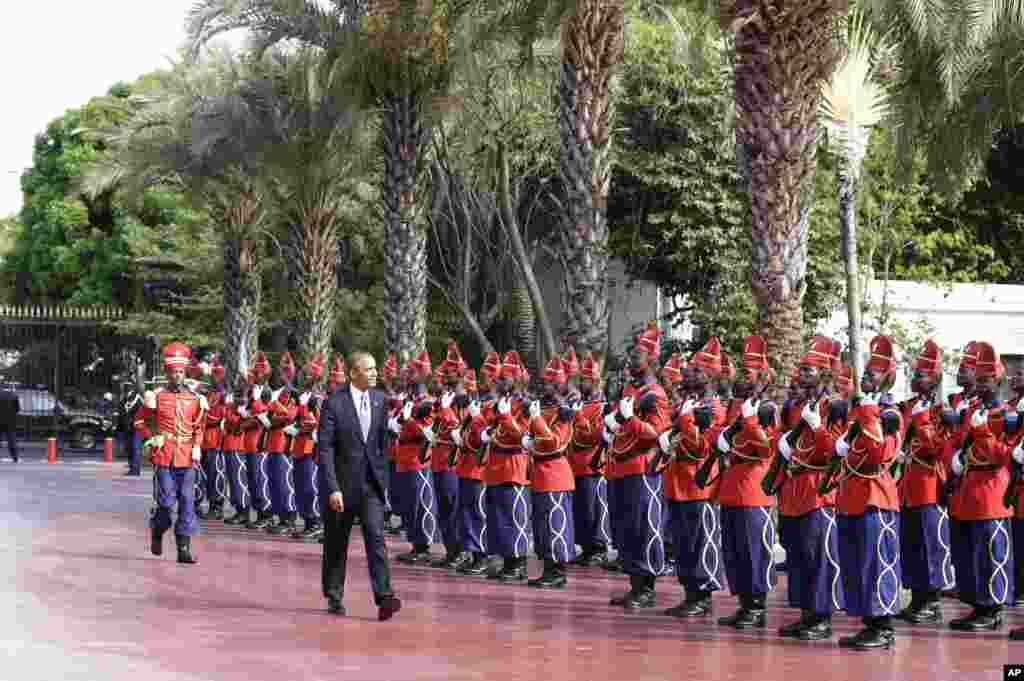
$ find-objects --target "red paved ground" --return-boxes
[1,456,1020,681]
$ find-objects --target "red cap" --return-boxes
[211,356,225,382]
[413,351,432,379]
[800,335,839,370]
[500,351,522,379]
[382,353,399,382]
[580,352,601,382]
[636,320,661,357]
[914,340,942,377]
[867,335,897,377]
[163,342,192,371]
[975,341,1004,380]
[251,352,271,380]
[563,347,579,378]
[741,335,769,371]
[401,359,417,384]
[305,352,325,380]
[464,369,478,394]
[660,353,684,383]
[543,354,567,385]
[835,364,854,396]
[330,355,347,386]
[278,352,296,383]
[959,341,979,372]
[440,339,465,378]
[691,337,722,376]
[720,352,736,381]
[481,352,501,380]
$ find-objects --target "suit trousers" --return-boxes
[322,482,394,605]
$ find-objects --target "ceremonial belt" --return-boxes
[851,463,888,475]
[533,452,564,462]
[965,464,1002,472]
[159,431,194,442]
[398,437,423,445]
[612,447,655,464]
[492,446,526,456]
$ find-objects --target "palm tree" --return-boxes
[83,53,268,387]
[719,0,849,387]
[819,9,894,381]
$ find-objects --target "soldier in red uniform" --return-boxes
[562,344,581,403]
[660,342,728,618]
[266,352,300,535]
[329,355,347,396]
[568,352,611,568]
[198,356,228,520]
[524,355,576,588]
[896,340,955,624]
[773,336,846,640]
[134,341,206,564]
[468,351,532,582]
[290,352,325,541]
[711,336,779,629]
[946,341,1016,632]
[605,322,670,609]
[430,341,470,569]
[186,358,209,515]
[379,352,402,535]
[241,352,274,529]
[833,335,902,650]
[222,370,250,525]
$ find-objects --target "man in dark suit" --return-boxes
[319,350,402,621]
[0,387,20,462]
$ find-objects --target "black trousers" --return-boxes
[321,485,393,605]
[0,427,18,460]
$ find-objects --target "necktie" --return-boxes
[360,393,370,441]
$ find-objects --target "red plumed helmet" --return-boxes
[413,351,432,378]
[305,352,325,380]
[330,355,347,386]
[660,353,684,383]
[278,352,296,383]
[975,341,1004,380]
[800,335,838,370]
[914,339,942,377]
[741,335,769,371]
[580,352,601,382]
[563,346,579,378]
[481,352,501,380]
[691,337,722,376]
[636,320,661,357]
[162,342,192,371]
[866,335,897,377]
[543,354,566,385]
[251,352,271,381]
[381,352,399,382]
[500,351,522,379]
[959,341,979,372]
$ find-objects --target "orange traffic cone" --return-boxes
[103,437,114,463]
[47,437,58,463]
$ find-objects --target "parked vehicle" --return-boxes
[2,384,115,449]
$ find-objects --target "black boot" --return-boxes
[530,560,568,589]
[459,553,490,576]
[950,605,1002,631]
[602,556,622,572]
[224,508,250,525]
[779,610,814,637]
[718,594,766,629]
[176,536,197,565]
[497,556,528,583]
[624,575,656,609]
[795,614,832,641]
[247,510,274,530]
[150,527,165,556]
[840,617,894,649]
[1011,628,1024,640]
[397,545,432,564]
[445,551,473,571]
[611,576,645,606]
[905,592,942,624]
[207,502,225,521]
[665,590,712,618]
[269,511,296,535]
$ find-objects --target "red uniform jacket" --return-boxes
[778,399,841,517]
[241,398,267,454]
[947,405,1016,521]
[468,398,530,487]
[716,400,775,508]
[606,382,669,481]
[134,387,205,467]
[431,403,462,474]
[898,396,946,508]
[663,397,726,502]
[202,389,225,450]
[458,399,496,481]
[222,403,243,453]
[529,407,574,493]
[291,401,319,460]
[265,392,298,454]
[568,399,604,477]
[394,396,434,473]
[836,404,900,516]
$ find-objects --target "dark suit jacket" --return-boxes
[0,390,19,429]
[318,385,390,504]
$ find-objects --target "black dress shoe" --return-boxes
[795,619,832,640]
[150,528,164,556]
[602,558,622,573]
[623,590,656,610]
[718,608,766,629]
[378,595,402,621]
[950,609,1002,631]
[327,599,346,616]
[397,550,432,564]
[224,511,250,525]
[269,521,295,536]
[496,566,527,583]
[176,536,197,565]
[665,598,711,618]
[903,603,942,624]
[529,571,568,589]
[1010,628,1024,640]
[779,613,812,637]
[459,555,490,576]
[293,525,323,541]
[247,514,273,530]
[839,627,893,650]
[610,592,630,606]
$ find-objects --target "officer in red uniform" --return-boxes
[430,341,468,569]
[134,341,206,564]
[833,335,902,650]
[524,355,576,588]
[896,340,955,624]
[711,336,779,629]
[947,341,1016,631]
[468,351,532,582]
[290,352,325,541]
[605,322,670,609]
[660,343,728,618]
[266,352,300,535]
[241,352,273,529]
[567,352,611,568]
[774,336,846,640]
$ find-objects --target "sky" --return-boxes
[0,1,242,218]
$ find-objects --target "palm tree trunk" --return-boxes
[380,93,429,363]
[557,0,625,357]
[839,175,864,382]
[511,276,536,369]
[222,224,261,388]
[286,205,341,365]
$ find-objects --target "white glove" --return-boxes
[529,400,541,419]
[1013,442,1024,466]
[741,398,758,419]
[970,409,988,429]
[192,445,202,462]
[801,402,822,431]
[150,434,165,449]
[468,400,481,418]
[859,393,878,407]
[679,398,696,416]
[299,392,311,406]
[951,450,964,476]
[1017,397,1024,413]
[571,400,583,413]
[312,429,318,444]
[441,392,455,409]
[895,449,907,464]
[497,397,511,416]
[619,396,635,420]
[911,399,930,417]
[521,434,533,450]
[238,406,249,418]
[220,421,227,433]
[716,431,731,454]
[835,436,850,458]
[402,401,413,421]
[225,393,235,405]
[604,413,621,433]
[778,432,793,461]
[252,385,263,401]
[397,392,407,402]
[422,425,436,445]
[270,388,283,403]
[388,416,401,434]
[602,428,614,445]
[198,394,209,412]
[198,361,212,377]
[283,425,299,437]
[451,429,463,447]
[955,401,969,417]
[257,413,272,429]
[658,431,673,454]
[481,428,492,444]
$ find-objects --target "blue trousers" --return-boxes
[779,507,844,615]
[669,499,725,594]
[721,505,777,595]
[901,504,955,593]
[458,477,487,554]
[203,448,226,506]
[246,452,272,513]
[574,475,612,552]
[193,461,207,507]
[434,470,460,554]
[607,476,623,551]
[839,509,902,617]
[225,451,250,511]
[532,491,575,564]
[612,474,666,578]
[486,483,530,559]
[951,517,1013,608]
[151,465,198,537]
[268,452,297,514]
[125,431,141,474]
[294,457,321,526]
[395,468,438,548]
